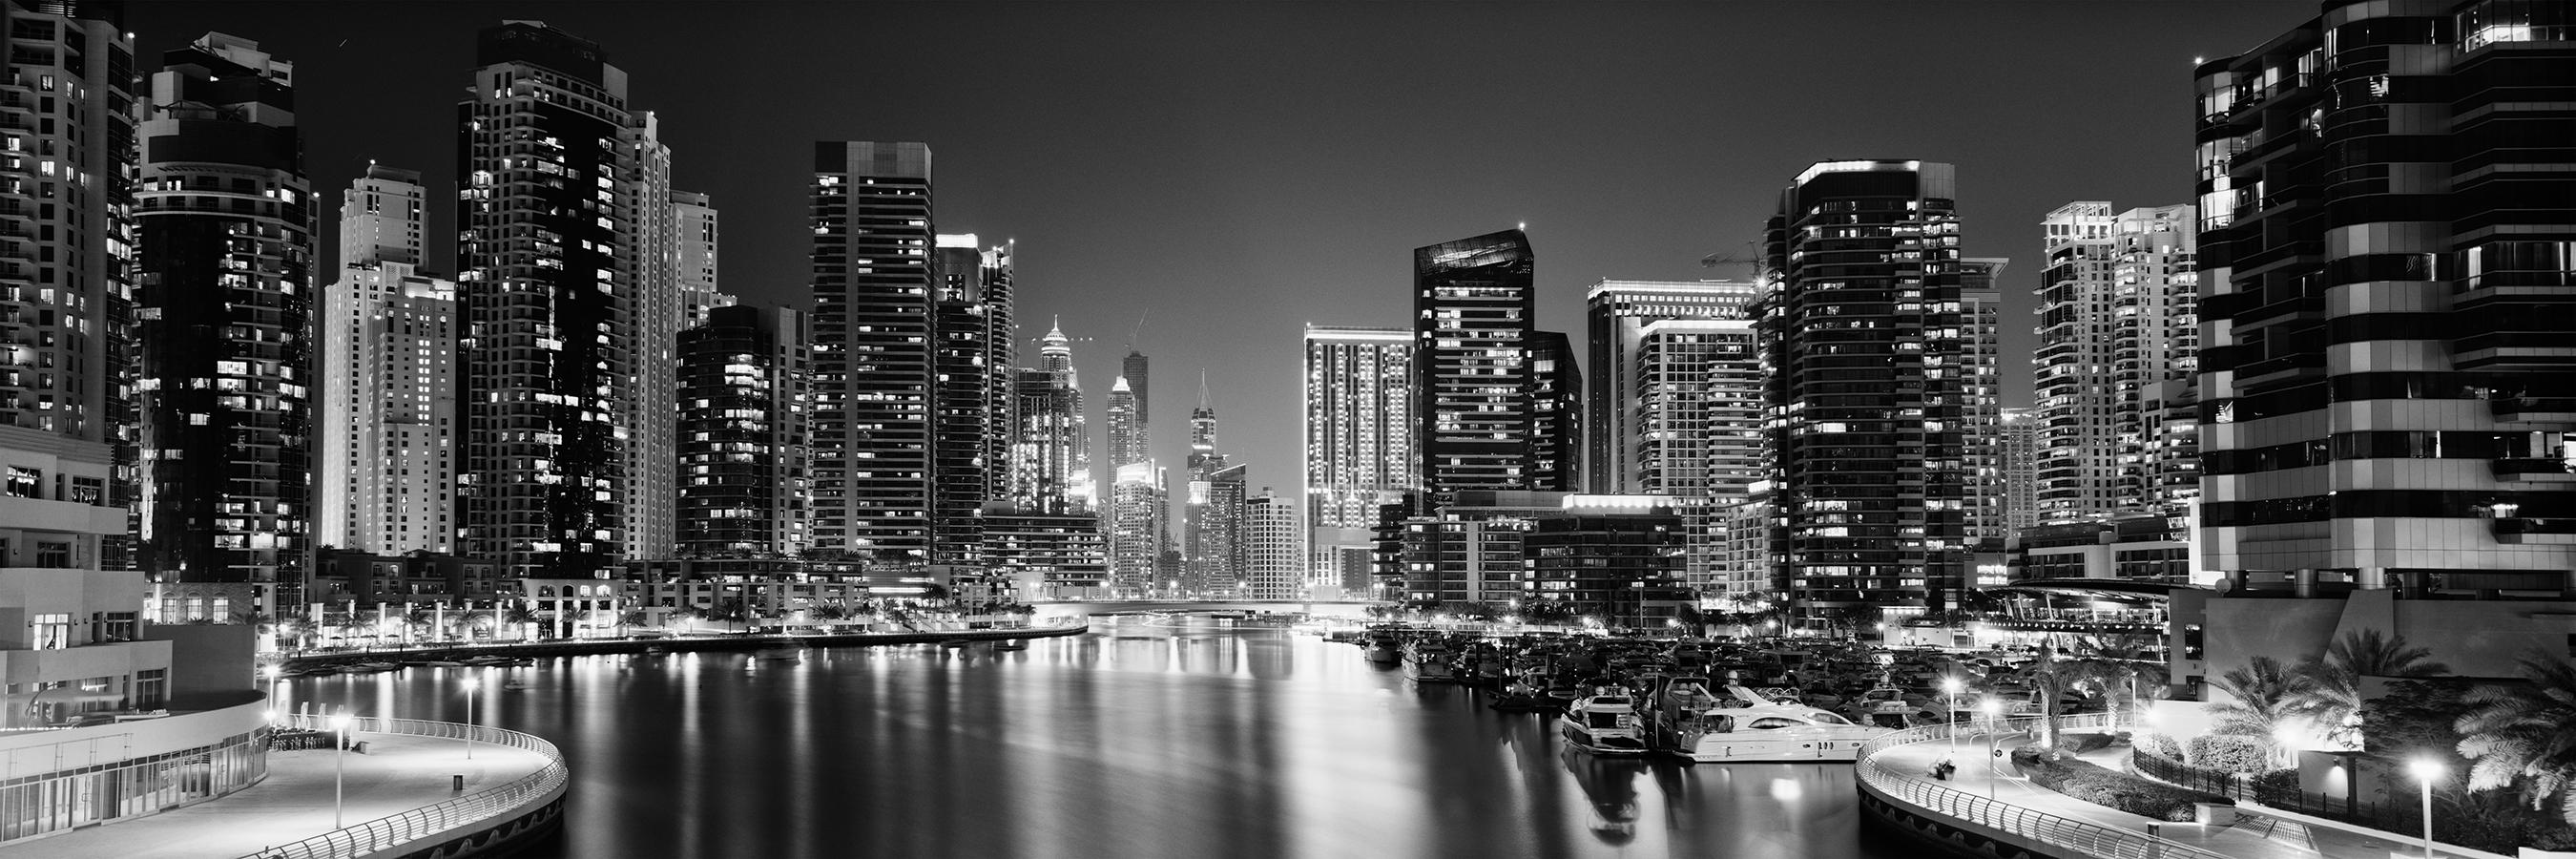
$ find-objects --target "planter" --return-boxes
[2195,803,2236,826]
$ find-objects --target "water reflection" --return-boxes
[287,618,1902,859]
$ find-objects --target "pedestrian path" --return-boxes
[1873,736,2502,859]
[0,730,548,859]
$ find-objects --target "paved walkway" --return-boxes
[0,730,548,859]
[1875,735,2501,859]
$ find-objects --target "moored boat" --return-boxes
[1557,688,1648,754]
[1641,680,1890,763]
[1401,639,1457,682]
[1361,634,1402,665]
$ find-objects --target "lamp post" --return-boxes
[462,672,479,760]
[2409,759,2443,859]
[1941,677,1964,756]
[1982,698,2005,798]
[330,709,353,828]
[262,664,282,724]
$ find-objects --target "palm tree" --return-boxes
[2015,638,2110,750]
[403,607,433,646]
[2296,629,2450,748]
[2206,656,2316,759]
[2455,654,2576,825]
[2074,633,2171,730]
[501,604,540,642]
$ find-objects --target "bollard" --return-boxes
[453,774,466,792]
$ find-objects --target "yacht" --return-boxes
[1361,634,1402,665]
[1402,639,1457,682]
[1557,688,1648,755]
[1642,679,1890,763]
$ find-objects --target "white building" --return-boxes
[1301,325,1412,597]
[1242,490,1304,600]
[2034,202,2196,524]
[318,167,457,555]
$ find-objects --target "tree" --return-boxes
[2073,632,2171,730]
[2455,654,2576,825]
[2015,638,2109,750]
[501,604,539,642]
[2206,656,2316,765]
[2296,629,2451,748]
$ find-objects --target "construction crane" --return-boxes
[1701,241,1767,279]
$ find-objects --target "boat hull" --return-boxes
[1657,727,1880,763]
[1559,721,1647,755]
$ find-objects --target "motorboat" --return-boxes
[991,639,1028,651]
[1641,679,1891,763]
[1402,639,1457,683]
[1851,680,1920,729]
[1361,634,1402,665]
[1557,688,1648,755]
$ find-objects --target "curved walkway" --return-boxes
[1859,716,2505,859]
[0,720,557,859]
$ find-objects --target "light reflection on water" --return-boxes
[289,618,1906,859]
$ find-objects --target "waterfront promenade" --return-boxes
[1860,721,2512,859]
[0,725,551,859]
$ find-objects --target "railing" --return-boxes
[1856,712,2232,859]
[243,718,566,859]
[2130,745,2419,839]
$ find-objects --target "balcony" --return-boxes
[2493,516,2576,545]
[2490,396,2576,423]
[2491,457,2576,483]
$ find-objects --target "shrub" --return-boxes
[2136,732,2183,761]
[2249,768,2301,806]
[2014,748,2233,822]
[2053,731,2117,755]
[2188,734,2272,774]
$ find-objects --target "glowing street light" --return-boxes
[462,672,481,760]
[1981,698,2005,798]
[330,709,354,828]
[262,664,282,724]
[1941,677,1964,755]
[2408,759,2444,859]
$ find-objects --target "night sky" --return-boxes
[130,1,2312,494]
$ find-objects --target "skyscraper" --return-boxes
[1999,408,2041,539]
[1631,317,1760,592]
[1242,490,1304,600]
[1009,319,1090,513]
[1757,159,1967,624]
[620,112,679,564]
[457,22,660,577]
[809,140,934,563]
[1412,229,1535,509]
[929,233,1012,575]
[1528,329,1582,492]
[676,304,808,558]
[1,2,137,571]
[1959,259,2008,550]
[318,166,458,557]
[1122,348,1151,430]
[1582,279,1758,493]
[1182,378,1243,597]
[2107,205,2198,517]
[1301,325,1413,596]
[136,33,310,599]
[1104,375,1153,595]
[671,190,731,328]
[2195,7,2574,590]
[2035,202,2199,524]
[1107,359,1147,470]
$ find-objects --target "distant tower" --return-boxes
[1010,318,1091,513]
[671,190,734,328]
[318,166,459,558]
[1583,280,1759,493]
[137,33,311,600]
[1183,375,1244,597]
[2000,409,2040,538]
[1528,330,1582,492]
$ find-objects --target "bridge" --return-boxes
[1030,600,1381,620]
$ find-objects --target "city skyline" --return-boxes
[121,1,2315,491]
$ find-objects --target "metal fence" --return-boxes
[1855,712,2234,859]
[2129,745,2418,835]
[242,718,567,859]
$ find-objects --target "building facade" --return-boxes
[1582,279,1758,493]
[318,167,456,556]
[1009,320,1090,514]
[809,140,935,563]
[1412,229,1536,509]
[2194,3,2576,591]
[1960,258,2009,549]
[676,304,808,558]
[135,33,309,601]
[1631,317,1760,593]
[1242,489,1302,600]
[929,234,1012,576]
[981,508,1110,599]
[2036,202,2198,524]
[1757,159,1968,624]
[1301,325,1412,596]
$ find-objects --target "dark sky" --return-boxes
[133,0,2311,494]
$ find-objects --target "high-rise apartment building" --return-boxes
[2195,5,2574,589]
[1528,329,1582,492]
[1630,318,1761,592]
[1242,490,1303,600]
[671,190,731,327]
[2035,203,2199,523]
[1122,349,1151,430]
[2108,205,2199,516]
[1999,408,2041,538]
[1959,259,2009,549]
[929,234,1013,574]
[135,33,310,598]
[1757,159,1967,623]
[0,2,138,571]
[809,140,934,563]
[1582,280,1759,492]
[457,22,669,577]
[1106,362,1146,470]
[676,304,808,558]
[1107,461,1160,597]
[1181,379,1243,597]
[1009,319,1090,513]
[1301,325,1413,594]
[318,167,457,557]
[1413,229,1536,509]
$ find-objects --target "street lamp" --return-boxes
[262,664,282,724]
[1981,698,2005,798]
[462,672,480,760]
[330,709,354,828]
[1941,677,1964,755]
[2408,759,2443,859]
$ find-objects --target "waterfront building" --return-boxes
[1714,486,1774,598]
[672,190,732,328]
[1301,325,1413,597]
[676,304,809,558]
[2036,203,2198,524]
[1756,159,1968,625]
[1107,461,1160,597]
[2195,4,2575,592]
[1009,320,1091,513]
[929,234,1013,579]
[1523,498,1689,629]
[458,22,674,577]
[810,140,936,564]
[135,33,309,605]
[1528,329,1582,492]
[1412,229,1537,510]
[2011,513,2192,582]
[1960,259,2009,549]
[317,167,457,558]
[1629,317,1760,594]
[980,507,1110,599]
[308,548,503,608]
[1581,279,1758,493]
[1242,489,1303,600]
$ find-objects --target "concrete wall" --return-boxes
[2201,596,2345,685]
[143,622,257,702]
[0,696,268,781]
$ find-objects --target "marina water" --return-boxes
[287,616,1912,859]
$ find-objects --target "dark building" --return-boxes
[135,33,309,601]
[676,304,808,558]
[2,2,139,570]
[2194,1,2576,590]
[1412,229,1537,511]
[1528,329,1582,492]
[456,22,651,578]
[1524,508,1689,628]
[929,236,1010,574]
[1757,160,1968,626]
[810,141,935,563]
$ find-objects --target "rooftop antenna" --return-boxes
[1129,310,1147,350]
[1198,369,1210,409]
